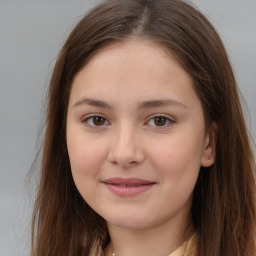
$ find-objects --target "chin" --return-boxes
[105,212,150,230]
[109,220,149,230]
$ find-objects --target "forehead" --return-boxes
[83,39,184,76]
[69,39,199,110]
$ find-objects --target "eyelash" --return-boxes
[82,114,175,128]
[145,114,175,128]
[82,114,110,127]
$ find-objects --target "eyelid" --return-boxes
[80,113,175,128]
[82,114,111,127]
[145,114,176,127]
[147,113,176,121]
[149,113,175,120]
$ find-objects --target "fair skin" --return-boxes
[66,39,215,256]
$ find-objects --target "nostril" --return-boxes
[129,161,138,165]
[107,148,144,167]
[107,133,145,167]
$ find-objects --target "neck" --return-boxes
[104,217,193,256]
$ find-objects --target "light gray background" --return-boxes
[0,1,255,255]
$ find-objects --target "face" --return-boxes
[66,40,215,231]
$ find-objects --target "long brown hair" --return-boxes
[30,0,256,255]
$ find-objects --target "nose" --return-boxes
[107,124,145,168]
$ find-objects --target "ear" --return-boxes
[201,123,217,167]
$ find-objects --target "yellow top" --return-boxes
[98,233,198,256]
[169,233,198,256]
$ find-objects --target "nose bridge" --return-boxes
[117,121,134,146]
[108,121,144,167]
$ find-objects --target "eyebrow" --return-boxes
[73,98,187,109]
[73,98,112,109]
[138,99,187,109]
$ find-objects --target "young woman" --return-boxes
[30,0,256,255]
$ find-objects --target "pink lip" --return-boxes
[102,178,156,197]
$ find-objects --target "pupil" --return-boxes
[154,117,166,126]
[93,116,105,126]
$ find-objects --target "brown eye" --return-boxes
[92,116,106,126]
[153,116,167,126]
[83,115,109,127]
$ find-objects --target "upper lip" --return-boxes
[102,178,155,185]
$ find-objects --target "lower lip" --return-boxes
[104,183,155,197]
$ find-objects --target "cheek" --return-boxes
[67,140,106,210]
[68,141,102,177]
[66,127,106,191]
[151,137,203,170]
[148,130,204,188]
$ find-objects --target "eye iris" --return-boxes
[93,116,105,126]
[154,116,167,126]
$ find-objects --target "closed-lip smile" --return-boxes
[102,178,156,196]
